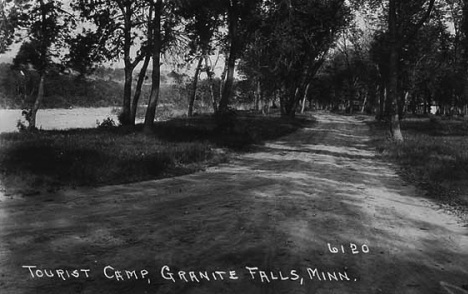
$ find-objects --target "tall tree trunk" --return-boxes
[28,74,45,130]
[411,93,417,115]
[301,82,311,113]
[188,56,204,117]
[361,91,368,114]
[424,95,428,115]
[131,54,151,125]
[283,86,299,118]
[121,6,134,126]
[398,91,409,119]
[218,50,236,112]
[387,0,403,142]
[29,0,47,131]
[122,67,133,125]
[218,5,238,113]
[131,3,153,125]
[387,46,403,141]
[204,55,218,113]
[255,79,261,112]
[144,1,162,132]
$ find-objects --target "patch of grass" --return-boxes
[367,117,468,211]
[0,112,313,195]
[0,130,216,192]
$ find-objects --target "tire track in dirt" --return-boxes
[0,112,467,294]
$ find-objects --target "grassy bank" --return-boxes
[367,116,468,213]
[0,112,313,196]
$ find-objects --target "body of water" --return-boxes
[0,107,121,133]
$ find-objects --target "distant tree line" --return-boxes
[307,0,468,141]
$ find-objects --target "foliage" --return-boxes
[238,0,351,117]
[66,29,109,77]
[9,0,71,73]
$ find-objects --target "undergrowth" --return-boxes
[0,112,313,195]
[367,116,468,211]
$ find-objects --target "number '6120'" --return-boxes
[327,243,370,254]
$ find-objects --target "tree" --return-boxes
[177,0,223,116]
[75,0,152,125]
[217,0,262,113]
[143,0,183,131]
[387,0,436,141]
[66,29,109,78]
[239,0,350,118]
[8,0,70,130]
[353,0,436,140]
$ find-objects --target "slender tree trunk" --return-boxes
[218,57,228,106]
[131,54,151,125]
[144,1,162,132]
[301,82,311,113]
[188,56,204,116]
[255,79,261,112]
[361,91,368,114]
[120,4,134,126]
[398,91,409,119]
[424,96,428,115]
[28,74,45,130]
[29,0,47,131]
[130,4,153,125]
[204,55,218,113]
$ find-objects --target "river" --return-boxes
[0,107,126,133]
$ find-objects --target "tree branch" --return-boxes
[401,0,436,45]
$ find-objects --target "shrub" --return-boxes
[96,117,117,128]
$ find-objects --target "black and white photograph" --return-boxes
[0,0,467,293]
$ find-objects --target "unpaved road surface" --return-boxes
[1,112,467,294]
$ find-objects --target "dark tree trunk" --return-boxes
[130,4,153,125]
[218,48,236,112]
[144,1,162,132]
[188,56,204,116]
[424,96,428,115]
[218,4,238,113]
[120,4,134,126]
[387,0,403,142]
[387,45,403,141]
[122,66,133,125]
[131,54,151,125]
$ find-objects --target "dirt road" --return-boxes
[1,112,467,294]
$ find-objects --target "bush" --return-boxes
[96,117,117,128]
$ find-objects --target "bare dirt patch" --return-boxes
[0,112,467,294]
